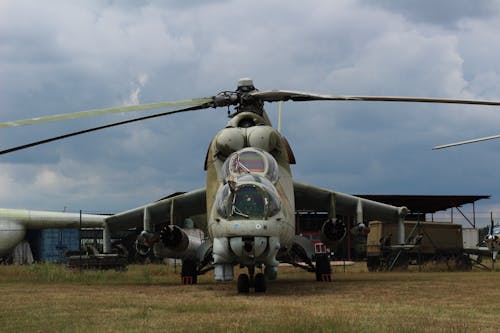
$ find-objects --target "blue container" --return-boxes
[38,228,80,263]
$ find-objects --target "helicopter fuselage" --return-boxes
[205,111,296,281]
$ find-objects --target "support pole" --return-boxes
[456,206,474,228]
[170,200,175,225]
[103,222,111,254]
[79,210,82,272]
[473,202,476,228]
[397,216,405,245]
[347,216,351,260]
[356,200,363,224]
[328,193,336,219]
[143,208,152,232]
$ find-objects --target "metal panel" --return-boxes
[38,228,80,263]
[367,221,463,255]
[462,228,479,249]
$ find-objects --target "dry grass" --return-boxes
[0,263,499,332]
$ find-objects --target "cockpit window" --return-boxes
[214,175,281,220]
[222,147,279,183]
[267,190,281,217]
[235,151,265,173]
[232,185,265,218]
[215,184,231,218]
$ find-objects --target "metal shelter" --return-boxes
[356,194,490,228]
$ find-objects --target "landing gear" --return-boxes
[237,266,267,293]
[181,259,198,285]
[237,273,250,293]
[254,272,267,292]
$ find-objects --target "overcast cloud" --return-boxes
[1,0,500,226]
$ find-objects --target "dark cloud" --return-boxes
[0,0,499,225]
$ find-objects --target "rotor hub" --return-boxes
[237,78,255,92]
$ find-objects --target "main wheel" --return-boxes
[254,273,267,293]
[237,273,250,293]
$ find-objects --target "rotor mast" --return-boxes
[233,78,265,117]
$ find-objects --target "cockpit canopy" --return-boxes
[221,147,279,184]
[215,174,281,219]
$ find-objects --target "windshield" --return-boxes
[214,176,281,219]
[232,185,265,218]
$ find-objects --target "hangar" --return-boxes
[357,194,490,227]
[296,194,490,260]
[5,194,490,265]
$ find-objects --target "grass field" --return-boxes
[0,263,499,333]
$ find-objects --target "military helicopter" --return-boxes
[2,78,500,293]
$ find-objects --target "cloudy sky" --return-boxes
[1,0,500,227]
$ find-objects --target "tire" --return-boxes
[237,273,250,293]
[254,273,267,293]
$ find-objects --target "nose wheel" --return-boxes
[237,273,250,293]
[237,266,267,293]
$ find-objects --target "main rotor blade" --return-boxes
[0,97,213,128]
[0,103,211,155]
[432,134,500,150]
[252,90,500,106]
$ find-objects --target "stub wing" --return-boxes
[105,188,207,232]
[293,182,407,223]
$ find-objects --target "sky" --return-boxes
[1,0,500,227]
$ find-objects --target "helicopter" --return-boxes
[2,78,500,293]
[484,214,500,265]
